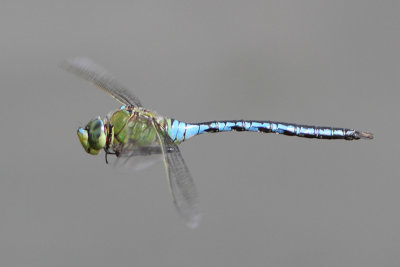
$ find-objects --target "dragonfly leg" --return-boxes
[104,149,119,164]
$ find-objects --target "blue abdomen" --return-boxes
[167,119,372,143]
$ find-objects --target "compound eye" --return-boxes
[87,118,107,150]
[77,127,90,153]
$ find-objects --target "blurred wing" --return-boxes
[110,115,164,169]
[111,119,201,228]
[153,122,201,229]
[62,57,143,107]
[110,146,164,171]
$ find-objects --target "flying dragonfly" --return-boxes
[63,58,373,228]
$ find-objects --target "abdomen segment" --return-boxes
[167,119,373,143]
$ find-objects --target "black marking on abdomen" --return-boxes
[297,132,316,138]
[280,129,296,136]
[258,127,272,133]
[204,128,219,133]
[231,126,246,131]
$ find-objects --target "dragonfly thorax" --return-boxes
[77,117,109,155]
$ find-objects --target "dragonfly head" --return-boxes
[77,117,107,155]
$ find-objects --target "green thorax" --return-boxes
[107,106,168,148]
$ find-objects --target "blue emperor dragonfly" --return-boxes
[63,58,373,228]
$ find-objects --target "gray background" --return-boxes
[0,0,398,266]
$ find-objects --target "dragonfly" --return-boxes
[63,58,373,228]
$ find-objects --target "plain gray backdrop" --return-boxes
[0,0,398,266]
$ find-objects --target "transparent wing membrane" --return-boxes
[110,120,164,170]
[153,122,201,228]
[111,146,163,171]
[106,116,200,228]
[62,58,143,107]
[62,56,201,227]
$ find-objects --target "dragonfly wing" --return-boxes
[106,115,200,228]
[62,57,143,107]
[109,146,163,171]
[153,124,201,228]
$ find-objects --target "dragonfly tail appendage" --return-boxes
[167,119,374,143]
[355,131,374,140]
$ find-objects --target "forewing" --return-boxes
[153,123,201,228]
[62,57,143,107]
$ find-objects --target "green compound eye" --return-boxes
[77,127,90,153]
[77,118,106,155]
